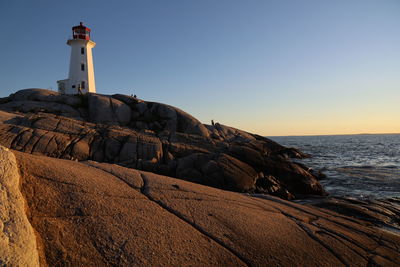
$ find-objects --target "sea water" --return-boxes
[269,134,400,199]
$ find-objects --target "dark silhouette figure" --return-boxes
[211,120,215,126]
[78,85,83,95]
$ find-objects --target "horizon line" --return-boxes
[266,132,400,137]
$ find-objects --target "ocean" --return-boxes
[269,134,400,200]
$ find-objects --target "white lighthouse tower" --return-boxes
[57,22,96,94]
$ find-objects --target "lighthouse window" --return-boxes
[81,81,86,89]
[81,47,84,55]
[81,64,85,71]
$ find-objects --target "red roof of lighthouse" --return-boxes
[72,22,91,40]
[72,22,91,32]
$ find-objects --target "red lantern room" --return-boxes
[72,22,91,40]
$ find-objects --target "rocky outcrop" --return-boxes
[6,149,399,266]
[0,147,39,267]
[308,196,400,232]
[0,89,324,199]
[176,152,259,191]
[88,94,131,125]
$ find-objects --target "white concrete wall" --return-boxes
[60,39,96,94]
[85,41,96,93]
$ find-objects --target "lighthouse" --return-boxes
[57,22,96,94]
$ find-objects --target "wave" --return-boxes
[337,165,398,170]
[270,134,400,199]
[339,165,375,169]
[383,165,398,169]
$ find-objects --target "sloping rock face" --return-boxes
[8,150,400,266]
[0,147,39,267]
[307,197,400,232]
[0,89,324,199]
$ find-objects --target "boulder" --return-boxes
[264,158,326,197]
[111,94,141,105]
[135,102,148,114]
[9,88,58,101]
[213,123,256,142]
[177,153,258,191]
[0,100,81,118]
[228,144,265,167]
[9,88,82,106]
[216,153,258,191]
[255,174,294,199]
[149,102,178,132]
[88,94,131,125]
[174,107,210,138]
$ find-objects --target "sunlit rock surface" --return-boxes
[3,149,398,266]
[0,147,39,267]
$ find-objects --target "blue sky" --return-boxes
[0,0,399,135]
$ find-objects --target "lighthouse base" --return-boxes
[57,79,68,94]
[57,79,89,95]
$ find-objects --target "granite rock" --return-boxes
[0,147,39,267]
[0,89,326,199]
[4,149,398,266]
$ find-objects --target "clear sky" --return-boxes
[0,0,399,136]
